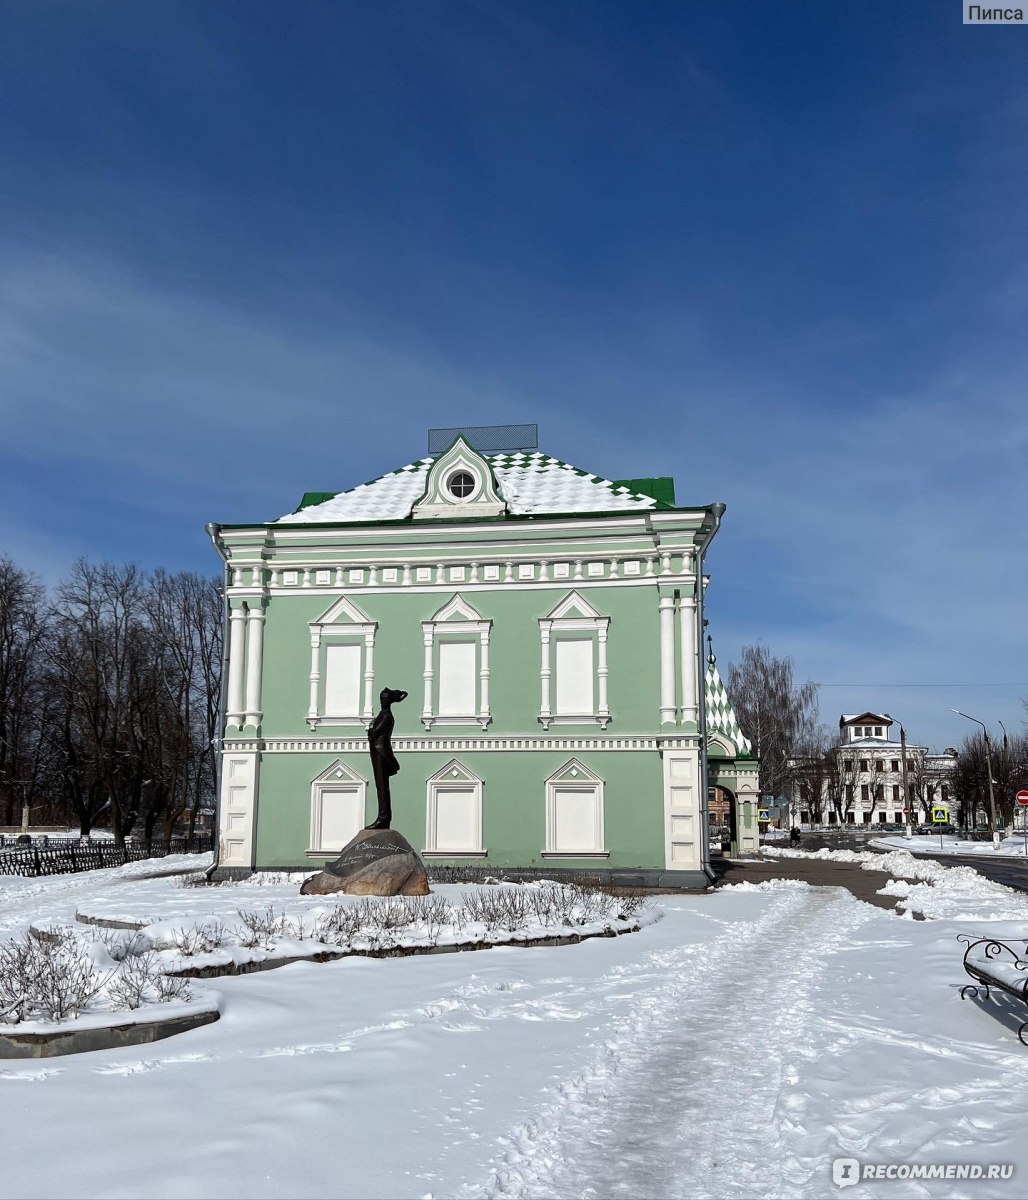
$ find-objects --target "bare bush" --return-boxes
[154,973,192,1003]
[166,921,224,957]
[460,886,533,933]
[107,951,193,1010]
[0,930,110,1023]
[107,951,161,1010]
[235,906,286,949]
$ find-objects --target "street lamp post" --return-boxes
[952,709,1001,851]
[901,725,912,840]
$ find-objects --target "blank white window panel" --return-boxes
[317,787,363,850]
[555,639,594,714]
[438,641,476,716]
[324,643,361,715]
[552,787,601,852]
[433,788,478,851]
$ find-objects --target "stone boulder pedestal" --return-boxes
[300,828,430,897]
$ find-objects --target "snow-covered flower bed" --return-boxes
[81,879,659,978]
[0,877,656,1035]
[0,923,199,1032]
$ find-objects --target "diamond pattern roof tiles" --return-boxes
[705,659,752,757]
[276,451,661,523]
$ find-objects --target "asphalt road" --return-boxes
[783,831,1028,895]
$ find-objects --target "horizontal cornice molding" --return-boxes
[223,733,704,754]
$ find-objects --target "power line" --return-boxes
[818,682,1028,688]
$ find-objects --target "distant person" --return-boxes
[789,826,801,846]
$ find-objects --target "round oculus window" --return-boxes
[447,470,476,499]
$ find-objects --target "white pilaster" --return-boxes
[422,627,434,724]
[363,630,376,721]
[243,604,265,729]
[659,596,676,725]
[218,750,259,869]
[226,606,247,729]
[678,594,698,726]
[597,626,610,724]
[479,630,491,727]
[307,629,321,720]
[539,621,552,720]
[663,748,702,870]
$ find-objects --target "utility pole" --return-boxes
[901,725,911,840]
[952,709,1001,851]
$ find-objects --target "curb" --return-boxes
[0,1006,220,1059]
[166,923,643,979]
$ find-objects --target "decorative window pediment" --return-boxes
[538,592,611,730]
[543,591,603,622]
[312,760,366,786]
[411,437,506,520]
[307,597,378,729]
[424,759,486,857]
[548,758,602,786]
[421,594,492,730]
[430,594,483,625]
[315,595,377,629]
[308,760,368,855]
[543,758,607,858]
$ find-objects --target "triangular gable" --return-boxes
[839,712,892,727]
[543,590,603,621]
[430,594,485,624]
[312,595,376,630]
[426,758,483,785]
[546,757,603,785]
[311,760,367,786]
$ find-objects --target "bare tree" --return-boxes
[726,645,819,805]
[44,561,151,843]
[955,729,1028,830]
[791,726,841,827]
[856,756,885,827]
[142,571,222,841]
[0,558,48,827]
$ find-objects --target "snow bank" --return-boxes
[764,845,1028,920]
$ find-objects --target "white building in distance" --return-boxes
[791,711,960,828]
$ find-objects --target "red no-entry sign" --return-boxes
[1016,790,1028,807]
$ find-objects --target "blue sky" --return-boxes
[2,1,1026,750]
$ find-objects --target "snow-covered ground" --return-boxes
[2,854,1028,1198]
[871,833,1028,859]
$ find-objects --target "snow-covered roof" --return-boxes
[276,452,665,523]
[840,712,892,726]
[705,656,752,757]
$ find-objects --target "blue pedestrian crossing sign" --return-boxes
[931,805,949,824]
[757,809,771,822]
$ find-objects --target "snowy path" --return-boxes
[475,886,876,1200]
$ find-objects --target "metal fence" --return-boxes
[0,835,213,878]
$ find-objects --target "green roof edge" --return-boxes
[613,477,676,507]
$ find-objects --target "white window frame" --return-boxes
[542,758,608,858]
[308,760,368,856]
[307,596,377,729]
[421,595,492,730]
[422,759,487,857]
[538,591,610,730]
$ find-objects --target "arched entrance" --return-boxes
[708,785,735,852]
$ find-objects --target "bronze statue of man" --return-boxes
[365,687,408,830]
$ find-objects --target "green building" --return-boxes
[208,431,759,886]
